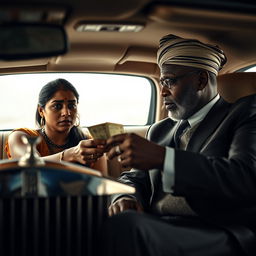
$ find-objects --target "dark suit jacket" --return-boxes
[117,94,256,255]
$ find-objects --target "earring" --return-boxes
[75,114,80,127]
[40,117,45,128]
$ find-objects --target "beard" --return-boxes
[168,95,199,120]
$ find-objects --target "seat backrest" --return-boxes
[217,72,256,103]
[0,130,10,160]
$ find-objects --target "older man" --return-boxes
[102,35,256,256]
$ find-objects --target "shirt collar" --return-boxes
[170,94,220,128]
[188,94,220,128]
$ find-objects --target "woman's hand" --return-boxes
[65,139,106,165]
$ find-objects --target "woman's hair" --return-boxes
[36,78,86,145]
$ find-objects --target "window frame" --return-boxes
[0,72,157,130]
[237,65,256,72]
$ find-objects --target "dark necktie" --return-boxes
[174,120,190,148]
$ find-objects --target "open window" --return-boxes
[0,73,156,130]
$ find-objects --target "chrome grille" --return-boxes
[0,196,108,256]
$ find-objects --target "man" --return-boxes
[102,35,256,256]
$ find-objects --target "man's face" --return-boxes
[160,64,202,120]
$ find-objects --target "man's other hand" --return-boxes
[108,197,143,216]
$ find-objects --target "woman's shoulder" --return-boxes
[5,128,42,159]
[11,128,40,137]
[7,128,41,145]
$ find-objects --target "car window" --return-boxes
[242,66,256,72]
[0,73,155,130]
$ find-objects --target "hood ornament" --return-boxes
[18,135,45,167]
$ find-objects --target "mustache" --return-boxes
[163,98,176,105]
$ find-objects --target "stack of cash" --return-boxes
[87,122,124,139]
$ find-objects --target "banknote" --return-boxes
[87,122,124,140]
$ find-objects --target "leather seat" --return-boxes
[217,72,256,103]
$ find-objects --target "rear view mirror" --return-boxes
[0,23,68,60]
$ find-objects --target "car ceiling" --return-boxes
[0,0,255,77]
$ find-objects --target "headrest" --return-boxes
[217,72,256,103]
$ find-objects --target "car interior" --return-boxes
[0,0,255,255]
[0,0,256,177]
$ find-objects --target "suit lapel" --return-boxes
[166,121,178,147]
[186,98,231,152]
[150,118,177,147]
[148,119,177,203]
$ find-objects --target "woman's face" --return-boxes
[39,89,78,133]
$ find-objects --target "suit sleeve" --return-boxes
[111,126,153,210]
[112,169,151,210]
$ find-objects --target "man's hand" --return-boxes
[106,133,165,170]
[108,197,143,216]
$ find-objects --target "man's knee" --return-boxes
[104,210,144,232]
[98,211,145,255]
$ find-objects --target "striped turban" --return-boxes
[157,34,227,75]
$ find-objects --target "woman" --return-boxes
[5,78,106,168]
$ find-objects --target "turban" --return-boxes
[157,34,227,75]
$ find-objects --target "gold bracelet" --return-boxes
[60,150,65,162]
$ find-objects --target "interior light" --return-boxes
[75,23,144,32]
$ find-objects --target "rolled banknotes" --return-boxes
[87,122,124,139]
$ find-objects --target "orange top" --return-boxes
[4,128,105,172]
[5,128,50,159]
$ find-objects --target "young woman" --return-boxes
[5,78,106,168]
